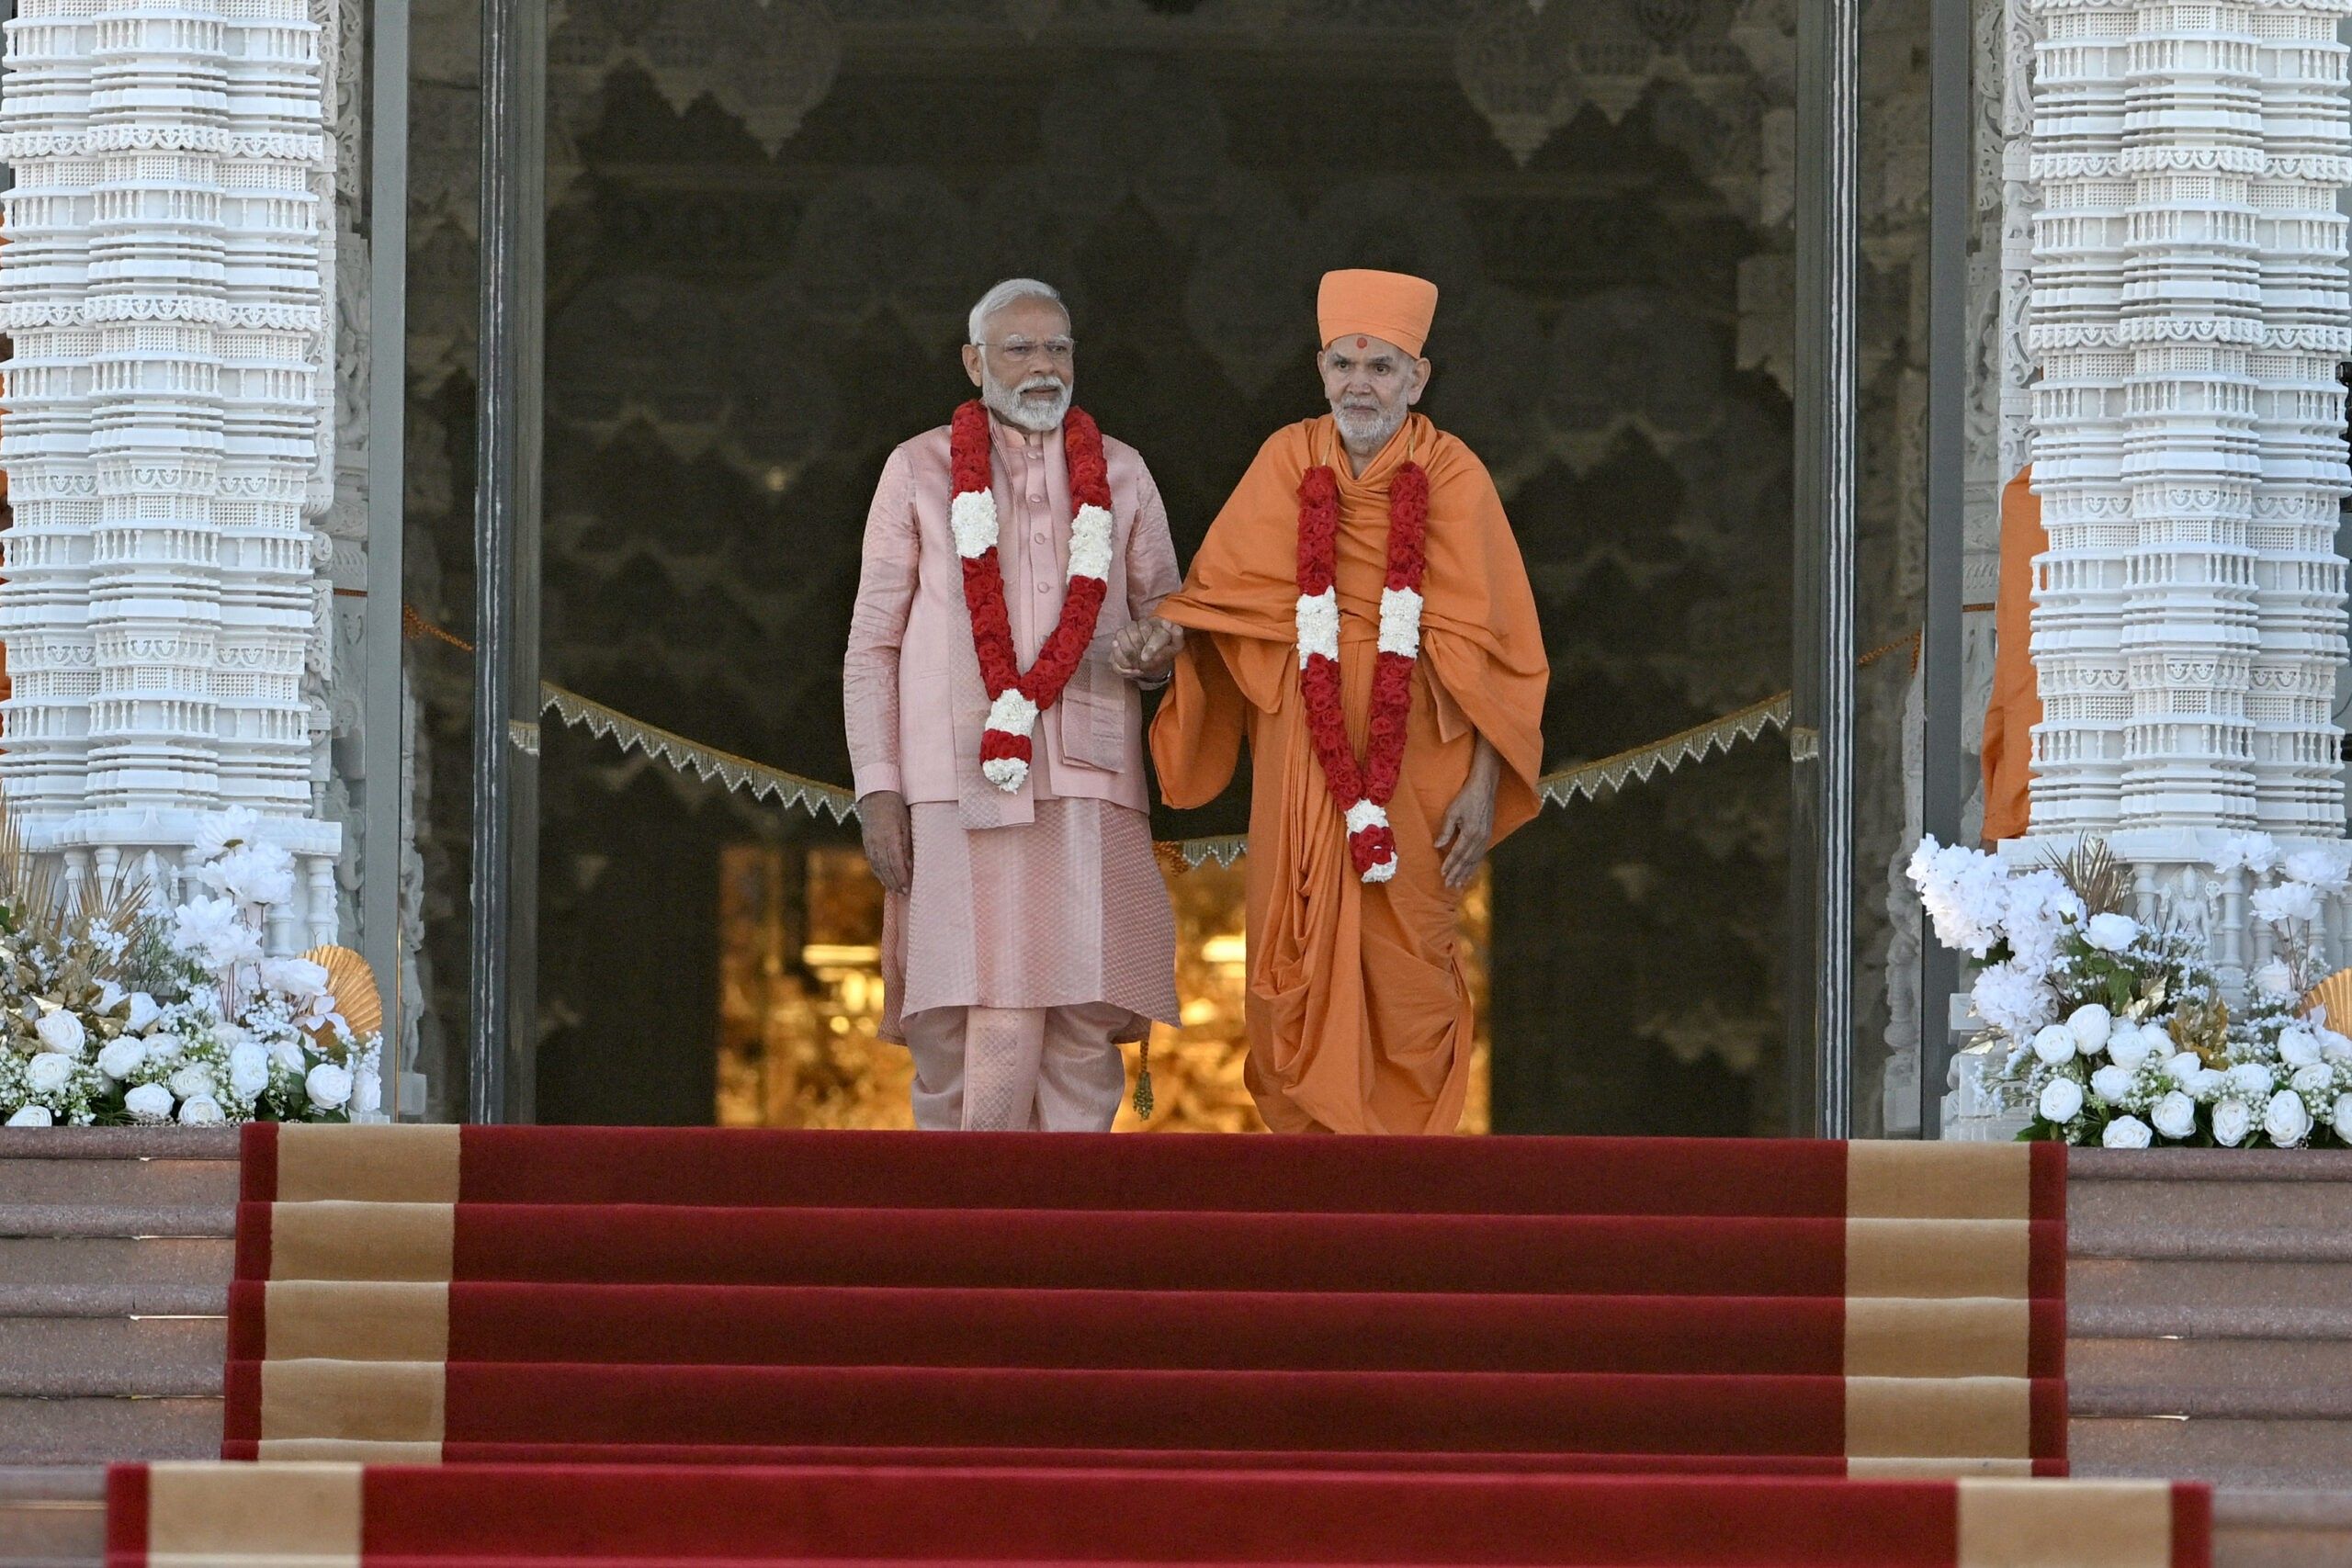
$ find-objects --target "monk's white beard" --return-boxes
[982,367,1071,434]
[1332,398,1408,457]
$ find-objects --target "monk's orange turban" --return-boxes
[1317,269,1438,357]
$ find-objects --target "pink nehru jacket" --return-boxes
[842,413,1182,816]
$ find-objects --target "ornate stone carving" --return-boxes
[0,0,344,933]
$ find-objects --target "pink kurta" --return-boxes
[844,413,1182,1044]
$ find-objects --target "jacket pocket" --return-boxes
[1058,631,1134,771]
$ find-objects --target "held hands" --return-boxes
[1111,615,1185,684]
[857,789,912,895]
[1432,737,1503,890]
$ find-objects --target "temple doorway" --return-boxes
[399,3,1927,1133]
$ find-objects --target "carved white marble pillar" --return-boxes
[2027,0,2134,831]
[0,0,103,818]
[2113,0,2265,830]
[2247,0,2350,834]
[0,0,343,941]
[212,0,325,821]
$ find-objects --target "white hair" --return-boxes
[967,277,1068,345]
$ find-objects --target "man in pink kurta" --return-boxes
[843,278,1182,1131]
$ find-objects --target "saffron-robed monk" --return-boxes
[844,277,1180,1132]
[1115,269,1548,1135]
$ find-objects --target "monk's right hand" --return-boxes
[858,790,912,895]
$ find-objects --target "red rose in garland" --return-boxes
[948,400,1115,793]
[1292,457,1428,882]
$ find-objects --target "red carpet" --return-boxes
[96,1126,2211,1564]
[107,1463,2211,1567]
[218,1125,2069,1471]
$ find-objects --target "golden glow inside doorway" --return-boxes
[717,844,1491,1134]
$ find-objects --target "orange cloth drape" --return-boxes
[1980,466,2043,842]
[1149,414,1548,1134]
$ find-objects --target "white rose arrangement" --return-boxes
[1909,832,2352,1148]
[0,807,382,1130]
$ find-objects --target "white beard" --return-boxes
[1332,399,1408,455]
[982,367,1071,434]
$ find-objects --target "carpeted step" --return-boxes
[235,1202,2064,1297]
[243,1126,2065,1217]
[224,1129,2068,1477]
[214,1443,2070,1475]
[225,1281,2064,1376]
[102,1463,2211,1568]
[220,1360,2071,1460]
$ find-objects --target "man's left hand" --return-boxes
[1433,738,1503,890]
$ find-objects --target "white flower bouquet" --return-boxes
[0,808,380,1129]
[1908,833,2352,1148]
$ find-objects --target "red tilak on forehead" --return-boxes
[1355,337,1368,349]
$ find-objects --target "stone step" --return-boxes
[2070,1149,2352,1258]
[2073,1335,2352,1416]
[2215,1490,2352,1568]
[0,1130,241,1164]
[0,1468,104,1568]
[0,1156,238,1213]
[2076,1415,2352,1492]
[2070,1256,2352,1319]
[0,1207,238,1241]
[0,1320,225,1398]
[0,1240,232,1319]
[0,1400,221,1466]
[2072,1298,2352,1339]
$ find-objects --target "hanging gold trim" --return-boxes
[405,610,1934,871]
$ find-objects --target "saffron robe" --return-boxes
[1150,413,1548,1134]
[1980,466,2044,843]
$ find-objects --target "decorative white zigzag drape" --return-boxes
[2023,0,2352,987]
[0,0,342,946]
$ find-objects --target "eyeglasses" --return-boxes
[979,336,1075,365]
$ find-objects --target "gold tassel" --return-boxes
[1133,1036,1154,1121]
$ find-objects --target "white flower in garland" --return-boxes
[1294,588,1340,669]
[1345,800,1396,885]
[2212,1098,2255,1147]
[2039,1077,2085,1124]
[305,1063,354,1111]
[1067,504,1114,581]
[949,489,998,560]
[6,1105,52,1127]
[1376,587,1423,658]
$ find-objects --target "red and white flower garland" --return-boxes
[950,399,1115,793]
[1295,456,1429,883]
